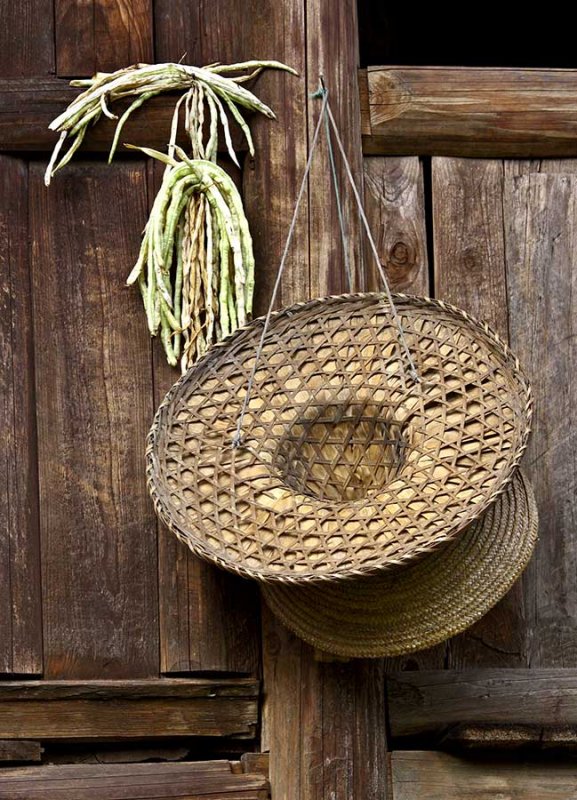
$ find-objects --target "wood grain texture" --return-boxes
[363,67,577,157]
[0,78,248,154]
[0,761,268,798]
[387,669,577,739]
[0,156,42,675]
[504,169,577,667]
[56,0,153,77]
[0,0,54,77]
[363,156,429,294]
[432,156,529,669]
[261,606,388,800]
[30,161,158,679]
[0,679,258,741]
[0,741,42,763]
[391,751,577,800]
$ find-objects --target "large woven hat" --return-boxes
[262,469,538,657]
[147,293,532,582]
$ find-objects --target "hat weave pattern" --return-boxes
[147,293,532,582]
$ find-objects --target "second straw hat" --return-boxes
[262,469,538,658]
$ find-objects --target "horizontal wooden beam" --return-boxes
[392,751,577,800]
[387,669,577,739]
[361,67,577,157]
[0,741,42,763]
[0,761,269,799]
[0,78,246,154]
[0,679,259,741]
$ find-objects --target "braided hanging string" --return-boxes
[232,79,419,449]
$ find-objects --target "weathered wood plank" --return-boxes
[0,155,42,676]
[387,669,577,739]
[0,79,248,154]
[0,741,42,763]
[431,156,531,669]
[363,156,429,294]
[0,0,54,77]
[56,0,153,77]
[441,723,577,751]
[504,170,577,667]
[392,751,577,800]
[0,680,258,741]
[363,67,577,157]
[30,161,159,679]
[0,761,268,798]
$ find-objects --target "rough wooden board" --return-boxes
[391,751,577,800]
[0,78,248,154]
[387,669,577,739]
[504,170,577,667]
[363,156,429,294]
[0,741,42,763]
[0,0,54,77]
[0,679,258,700]
[306,0,364,296]
[30,161,159,679]
[56,0,153,77]
[363,67,577,157]
[441,724,577,751]
[0,761,268,799]
[431,156,532,669]
[0,155,42,676]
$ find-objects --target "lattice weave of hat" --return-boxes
[147,293,532,582]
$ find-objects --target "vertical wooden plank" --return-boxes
[56,0,153,77]
[0,0,54,77]
[30,161,159,679]
[0,156,42,675]
[363,156,429,294]
[432,157,528,668]
[307,0,364,296]
[504,169,577,667]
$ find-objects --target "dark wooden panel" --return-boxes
[0,679,258,740]
[387,669,577,739]
[0,78,248,154]
[391,751,577,800]
[504,169,577,667]
[363,67,577,157]
[0,155,42,675]
[363,156,429,294]
[0,0,54,77]
[30,161,159,679]
[0,761,268,798]
[307,0,364,296]
[56,0,153,77]
[0,741,42,763]
[431,157,530,669]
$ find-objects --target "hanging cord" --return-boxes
[232,80,419,449]
[312,79,353,292]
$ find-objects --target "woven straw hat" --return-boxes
[262,469,538,657]
[147,293,532,582]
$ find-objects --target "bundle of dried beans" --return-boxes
[46,59,295,370]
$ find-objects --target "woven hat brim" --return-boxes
[261,469,538,658]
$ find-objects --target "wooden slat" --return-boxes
[0,761,268,799]
[0,155,42,675]
[0,679,258,740]
[30,161,159,679]
[441,723,577,751]
[0,741,42,763]
[391,751,577,800]
[363,156,429,294]
[504,169,577,667]
[56,0,153,77]
[0,0,54,77]
[363,67,577,157]
[387,669,577,739]
[0,79,248,154]
[431,156,531,669]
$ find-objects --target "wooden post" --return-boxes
[242,2,389,797]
